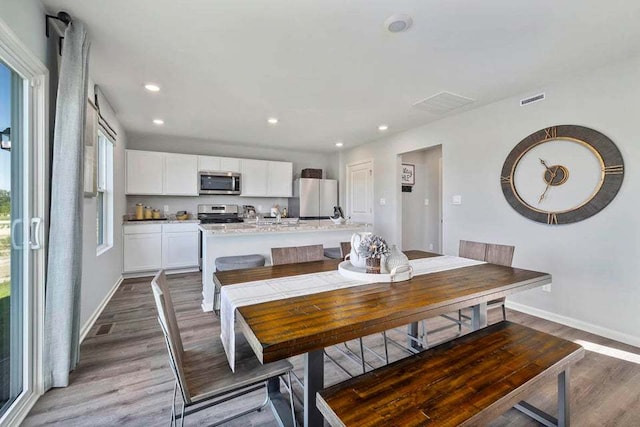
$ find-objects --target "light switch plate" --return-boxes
[379,198,386,205]
[452,195,462,205]
[164,205,169,213]
[542,284,552,292]
[424,199,429,206]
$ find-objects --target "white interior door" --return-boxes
[346,160,373,224]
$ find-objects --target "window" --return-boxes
[96,130,113,254]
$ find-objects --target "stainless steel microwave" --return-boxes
[198,171,241,195]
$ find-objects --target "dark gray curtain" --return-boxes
[44,21,90,389]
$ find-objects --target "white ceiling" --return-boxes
[41,0,640,152]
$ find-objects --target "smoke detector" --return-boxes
[385,14,413,33]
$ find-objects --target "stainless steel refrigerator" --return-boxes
[288,178,338,219]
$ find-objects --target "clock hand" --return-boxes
[539,158,553,173]
[538,166,559,203]
[539,183,551,204]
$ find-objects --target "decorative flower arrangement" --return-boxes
[357,234,390,259]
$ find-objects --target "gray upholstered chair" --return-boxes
[151,270,296,426]
[323,242,351,260]
[271,244,324,265]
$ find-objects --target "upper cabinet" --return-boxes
[220,157,242,173]
[241,159,269,197]
[197,155,242,173]
[126,150,164,195]
[164,154,198,195]
[126,150,198,196]
[127,150,292,198]
[267,161,293,197]
[197,155,220,172]
[241,159,293,197]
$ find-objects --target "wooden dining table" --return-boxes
[213,250,552,427]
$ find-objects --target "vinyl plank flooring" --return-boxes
[22,272,640,426]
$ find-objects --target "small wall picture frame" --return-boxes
[401,163,415,186]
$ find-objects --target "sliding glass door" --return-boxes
[0,58,25,419]
[0,27,47,422]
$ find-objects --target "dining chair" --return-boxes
[151,270,296,426]
[340,241,351,260]
[415,241,515,349]
[484,243,515,320]
[272,244,324,265]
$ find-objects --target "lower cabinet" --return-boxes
[123,223,199,273]
[162,226,199,269]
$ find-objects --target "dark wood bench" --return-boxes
[317,321,584,427]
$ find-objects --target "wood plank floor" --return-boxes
[22,272,640,426]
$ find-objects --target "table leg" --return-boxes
[304,349,324,427]
[268,378,295,427]
[407,322,423,351]
[471,302,488,331]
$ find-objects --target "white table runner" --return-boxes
[220,255,485,370]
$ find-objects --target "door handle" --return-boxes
[11,218,23,250]
[29,217,42,250]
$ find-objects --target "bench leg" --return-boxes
[514,369,570,427]
[558,369,569,427]
[304,349,324,427]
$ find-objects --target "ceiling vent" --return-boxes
[520,92,545,106]
[412,91,475,114]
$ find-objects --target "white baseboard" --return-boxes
[122,267,199,280]
[506,301,640,348]
[79,276,123,343]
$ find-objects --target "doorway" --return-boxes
[346,159,374,224]
[400,146,442,252]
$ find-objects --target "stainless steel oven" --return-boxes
[198,171,241,195]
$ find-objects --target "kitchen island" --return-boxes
[199,220,368,312]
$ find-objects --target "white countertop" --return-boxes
[123,218,200,225]
[199,220,368,236]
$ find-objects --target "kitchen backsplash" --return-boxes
[126,195,290,218]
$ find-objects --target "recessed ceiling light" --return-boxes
[144,83,161,92]
[153,119,164,125]
[384,14,413,33]
[378,124,389,131]
[267,117,279,125]
[335,142,344,147]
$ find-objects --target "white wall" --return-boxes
[79,84,127,329]
[340,56,640,347]
[401,147,441,252]
[0,0,47,63]
[126,133,337,217]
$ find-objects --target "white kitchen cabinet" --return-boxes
[241,159,269,196]
[126,150,164,195]
[198,155,221,172]
[123,223,199,273]
[164,153,198,195]
[220,157,242,173]
[162,223,199,269]
[197,156,242,173]
[123,225,162,272]
[267,161,293,197]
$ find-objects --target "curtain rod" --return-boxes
[45,11,72,55]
